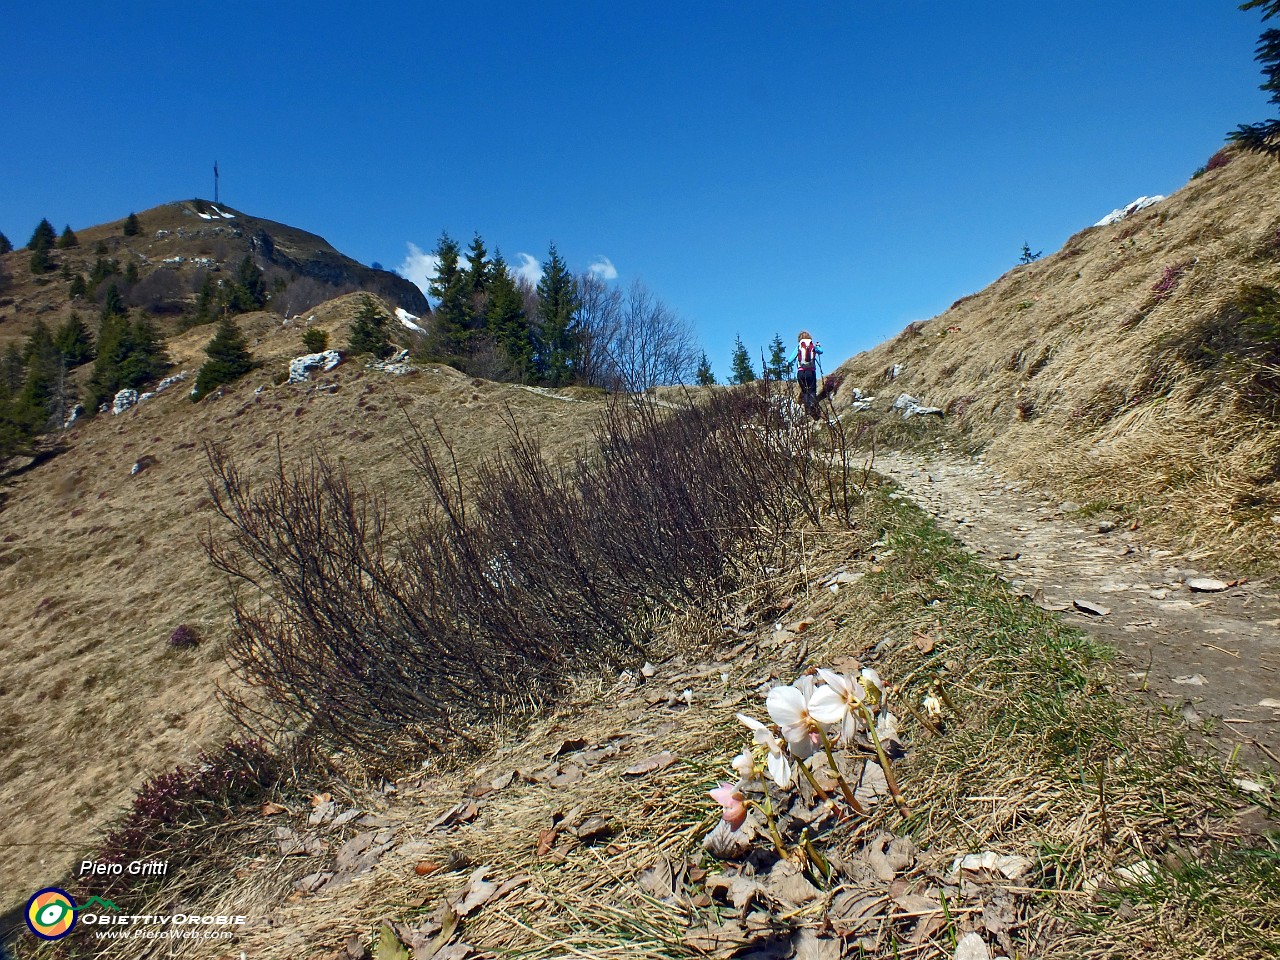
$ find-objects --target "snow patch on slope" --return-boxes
[1094,196,1165,228]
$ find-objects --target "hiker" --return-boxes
[795,330,822,419]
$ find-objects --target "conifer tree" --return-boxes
[228,255,266,311]
[125,260,140,286]
[0,232,12,255]
[57,225,79,249]
[116,312,170,389]
[29,246,53,275]
[535,243,581,386]
[15,320,60,433]
[765,333,794,380]
[347,295,393,359]
[192,315,253,400]
[54,313,95,367]
[69,274,87,299]
[695,352,716,386]
[486,252,535,381]
[88,295,170,408]
[1231,1,1280,156]
[426,232,470,359]
[729,336,756,385]
[28,218,56,252]
[123,212,141,236]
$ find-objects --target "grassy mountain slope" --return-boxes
[0,295,602,900]
[0,200,428,352]
[834,147,1280,571]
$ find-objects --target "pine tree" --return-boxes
[117,313,170,389]
[123,212,141,236]
[125,260,139,286]
[54,313,95,367]
[15,320,60,433]
[347,295,393,358]
[69,274,87,300]
[301,327,329,353]
[425,232,470,360]
[226,255,266,312]
[486,251,535,381]
[729,336,756,385]
[1231,1,1280,156]
[29,246,53,275]
[765,333,794,380]
[535,243,581,386]
[0,232,12,255]
[28,218,57,252]
[695,352,716,386]
[57,225,79,249]
[192,315,253,400]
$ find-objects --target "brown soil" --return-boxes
[874,449,1280,769]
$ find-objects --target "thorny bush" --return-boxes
[204,382,861,768]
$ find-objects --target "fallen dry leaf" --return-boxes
[623,751,678,777]
[449,866,498,918]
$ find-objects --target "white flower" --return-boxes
[923,693,943,721]
[816,668,869,740]
[765,683,832,759]
[731,747,755,779]
[737,713,795,787]
[860,667,885,705]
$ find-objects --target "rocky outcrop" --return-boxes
[289,350,343,383]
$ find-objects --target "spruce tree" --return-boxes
[765,333,794,380]
[69,274,87,299]
[695,352,716,386]
[28,218,57,252]
[57,225,79,249]
[347,295,393,358]
[192,315,253,400]
[426,232,470,359]
[29,246,53,275]
[535,242,581,386]
[729,336,756,385]
[123,212,141,236]
[54,313,95,367]
[486,252,534,381]
[0,232,12,255]
[15,320,60,433]
[1231,1,1280,156]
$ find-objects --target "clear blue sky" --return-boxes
[1,2,1270,379]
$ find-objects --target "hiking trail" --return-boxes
[875,450,1280,769]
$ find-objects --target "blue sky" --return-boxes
[1,2,1271,379]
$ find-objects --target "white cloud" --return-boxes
[397,242,440,297]
[587,256,618,281]
[512,252,543,287]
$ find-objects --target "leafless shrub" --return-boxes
[575,275,699,390]
[204,383,858,769]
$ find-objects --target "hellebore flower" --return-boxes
[766,683,838,759]
[737,713,795,787]
[923,693,943,722]
[709,782,748,830]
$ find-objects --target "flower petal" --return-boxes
[767,752,794,789]
[809,686,847,725]
[766,685,806,728]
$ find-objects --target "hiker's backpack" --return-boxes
[798,338,817,370]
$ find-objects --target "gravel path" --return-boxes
[875,450,1280,771]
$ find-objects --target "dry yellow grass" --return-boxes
[0,295,607,901]
[833,148,1280,571]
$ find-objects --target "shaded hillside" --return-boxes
[835,147,1280,570]
[0,293,600,901]
[0,201,428,350]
